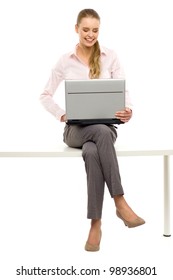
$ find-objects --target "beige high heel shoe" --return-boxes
[85,231,102,252]
[116,210,145,228]
[85,242,100,252]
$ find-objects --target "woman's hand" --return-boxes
[60,114,67,122]
[115,107,132,123]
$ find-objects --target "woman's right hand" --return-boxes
[60,114,67,122]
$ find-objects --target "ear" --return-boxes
[75,24,79,34]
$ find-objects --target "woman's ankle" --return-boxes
[87,219,102,245]
[91,219,101,228]
[114,195,138,219]
[114,194,126,208]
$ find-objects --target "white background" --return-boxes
[0,0,173,279]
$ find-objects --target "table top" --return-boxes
[0,142,173,157]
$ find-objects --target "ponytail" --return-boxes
[89,41,101,79]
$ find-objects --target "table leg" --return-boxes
[163,155,171,237]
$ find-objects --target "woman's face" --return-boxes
[75,17,100,48]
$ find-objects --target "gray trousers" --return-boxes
[63,124,124,219]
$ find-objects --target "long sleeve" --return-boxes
[110,50,133,110]
[40,57,65,120]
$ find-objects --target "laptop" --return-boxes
[65,79,125,125]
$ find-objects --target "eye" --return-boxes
[83,28,89,32]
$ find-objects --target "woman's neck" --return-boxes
[76,44,93,65]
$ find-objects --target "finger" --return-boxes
[115,111,124,117]
[125,107,132,112]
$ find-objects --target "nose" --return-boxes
[87,30,94,37]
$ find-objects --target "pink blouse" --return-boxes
[40,45,132,120]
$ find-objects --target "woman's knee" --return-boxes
[94,124,117,142]
[82,141,98,160]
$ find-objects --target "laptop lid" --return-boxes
[65,79,125,125]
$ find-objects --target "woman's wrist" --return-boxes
[60,114,67,122]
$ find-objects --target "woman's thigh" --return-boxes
[63,124,117,148]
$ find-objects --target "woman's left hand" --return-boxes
[115,107,132,123]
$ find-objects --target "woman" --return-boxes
[40,8,145,252]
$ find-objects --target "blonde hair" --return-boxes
[76,9,101,79]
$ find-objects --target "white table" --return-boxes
[0,143,172,237]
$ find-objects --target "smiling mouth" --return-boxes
[85,38,95,42]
